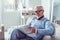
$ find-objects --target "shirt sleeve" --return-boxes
[37,21,54,35]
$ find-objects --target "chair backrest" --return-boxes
[44,20,55,35]
[43,23,55,40]
[51,23,55,35]
[50,23,55,40]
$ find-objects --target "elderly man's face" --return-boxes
[35,6,44,17]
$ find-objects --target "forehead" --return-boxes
[35,6,44,11]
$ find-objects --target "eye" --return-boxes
[35,10,43,13]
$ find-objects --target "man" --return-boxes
[10,6,54,40]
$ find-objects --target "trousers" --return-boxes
[10,29,44,40]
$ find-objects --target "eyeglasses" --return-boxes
[35,10,43,13]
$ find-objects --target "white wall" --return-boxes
[29,0,41,9]
[0,0,2,25]
[41,0,51,20]
[0,0,23,27]
[2,11,21,27]
[41,0,53,21]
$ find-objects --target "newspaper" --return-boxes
[18,25,36,37]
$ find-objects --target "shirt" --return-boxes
[26,16,54,40]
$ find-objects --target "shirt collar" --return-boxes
[37,16,44,20]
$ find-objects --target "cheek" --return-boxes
[39,13,42,15]
[39,12,43,15]
[35,13,39,16]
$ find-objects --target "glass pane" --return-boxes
[53,0,60,25]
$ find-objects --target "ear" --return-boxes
[42,10,44,13]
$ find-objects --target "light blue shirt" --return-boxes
[26,16,54,40]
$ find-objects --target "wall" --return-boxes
[0,0,23,27]
[41,0,51,20]
[0,0,2,25]
[29,0,41,9]
[2,11,21,27]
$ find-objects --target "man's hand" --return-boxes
[28,27,36,33]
